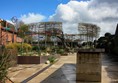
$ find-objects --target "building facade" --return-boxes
[0,19,22,45]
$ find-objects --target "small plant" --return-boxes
[48,56,56,63]
[57,49,64,54]
[32,46,39,52]
[40,46,46,51]
[81,41,94,49]
[46,47,51,53]
[22,43,32,52]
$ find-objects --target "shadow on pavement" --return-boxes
[110,81,118,83]
[21,64,52,83]
[103,54,118,83]
[41,64,76,83]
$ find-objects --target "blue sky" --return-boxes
[0,0,79,20]
[0,0,118,36]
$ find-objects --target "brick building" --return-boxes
[0,19,22,45]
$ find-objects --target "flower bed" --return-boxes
[17,56,48,64]
[17,52,60,64]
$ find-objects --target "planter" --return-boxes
[76,49,104,82]
[17,54,61,64]
[17,56,48,64]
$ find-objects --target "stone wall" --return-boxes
[76,49,103,82]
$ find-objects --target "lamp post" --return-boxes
[44,23,47,48]
[11,16,18,43]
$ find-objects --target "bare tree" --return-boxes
[78,23,100,42]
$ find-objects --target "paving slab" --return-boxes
[7,64,49,83]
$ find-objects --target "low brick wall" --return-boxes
[17,56,48,64]
[17,53,61,64]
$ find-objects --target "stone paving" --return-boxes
[7,53,118,83]
[102,54,118,83]
[7,64,50,83]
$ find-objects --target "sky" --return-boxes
[0,0,118,36]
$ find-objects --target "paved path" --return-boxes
[102,54,118,83]
[7,64,49,83]
[7,53,118,83]
[27,53,76,83]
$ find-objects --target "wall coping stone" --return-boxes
[78,49,105,53]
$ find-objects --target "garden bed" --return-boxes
[17,54,60,64]
[17,56,48,64]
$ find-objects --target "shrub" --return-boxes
[51,46,59,53]
[22,43,32,52]
[14,43,21,51]
[32,46,39,51]
[5,43,17,49]
[46,47,52,53]
[0,49,11,82]
[40,46,46,51]
[57,49,64,54]
[48,56,56,63]
[5,43,32,53]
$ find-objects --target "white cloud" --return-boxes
[49,0,118,36]
[20,13,46,24]
[63,23,78,34]
[6,20,14,25]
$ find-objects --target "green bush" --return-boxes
[48,56,56,63]
[32,46,39,51]
[51,46,59,53]
[5,43,17,49]
[40,46,46,51]
[22,43,32,52]
[57,49,64,54]
[5,43,32,53]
